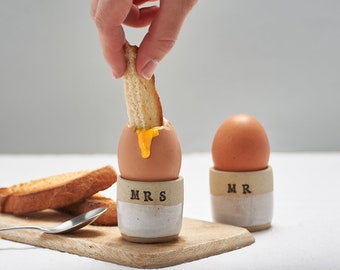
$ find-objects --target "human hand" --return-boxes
[91,0,197,79]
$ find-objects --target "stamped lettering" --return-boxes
[210,167,273,196]
[226,183,252,194]
[118,177,184,206]
[129,189,167,202]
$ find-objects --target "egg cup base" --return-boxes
[121,233,179,244]
[244,222,271,232]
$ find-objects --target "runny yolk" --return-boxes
[136,127,161,158]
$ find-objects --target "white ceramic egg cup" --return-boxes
[117,176,184,243]
[210,166,273,232]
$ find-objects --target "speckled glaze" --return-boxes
[210,166,273,232]
[117,176,184,243]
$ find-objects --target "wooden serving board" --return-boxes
[0,211,254,268]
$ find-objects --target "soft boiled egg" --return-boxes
[118,119,182,181]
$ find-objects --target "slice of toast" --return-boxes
[59,193,117,226]
[0,166,117,215]
[123,44,163,129]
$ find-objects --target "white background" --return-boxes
[1,0,339,154]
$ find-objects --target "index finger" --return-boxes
[91,0,132,78]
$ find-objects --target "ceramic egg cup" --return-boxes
[117,176,184,243]
[209,166,273,232]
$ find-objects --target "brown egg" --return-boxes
[212,114,270,172]
[118,120,182,181]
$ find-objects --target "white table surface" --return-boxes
[0,153,339,269]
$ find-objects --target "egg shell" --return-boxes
[212,114,270,172]
[118,121,182,181]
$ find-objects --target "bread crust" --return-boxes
[123,44,163,129]
[0,166,117,215]
[59,193,117,226]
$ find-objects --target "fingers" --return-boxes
[91,0,132,78]
[91,0,197,79]
[137,0,197,79]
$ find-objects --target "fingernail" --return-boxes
[112,69,119,79]
[141,60,158,80]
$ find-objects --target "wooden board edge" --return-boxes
[0,216,255,268]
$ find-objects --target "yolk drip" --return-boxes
[136,127,161,158]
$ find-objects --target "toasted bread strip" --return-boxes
[0,166,117,215]
[123,44,163,129]
[59,193,117,226]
